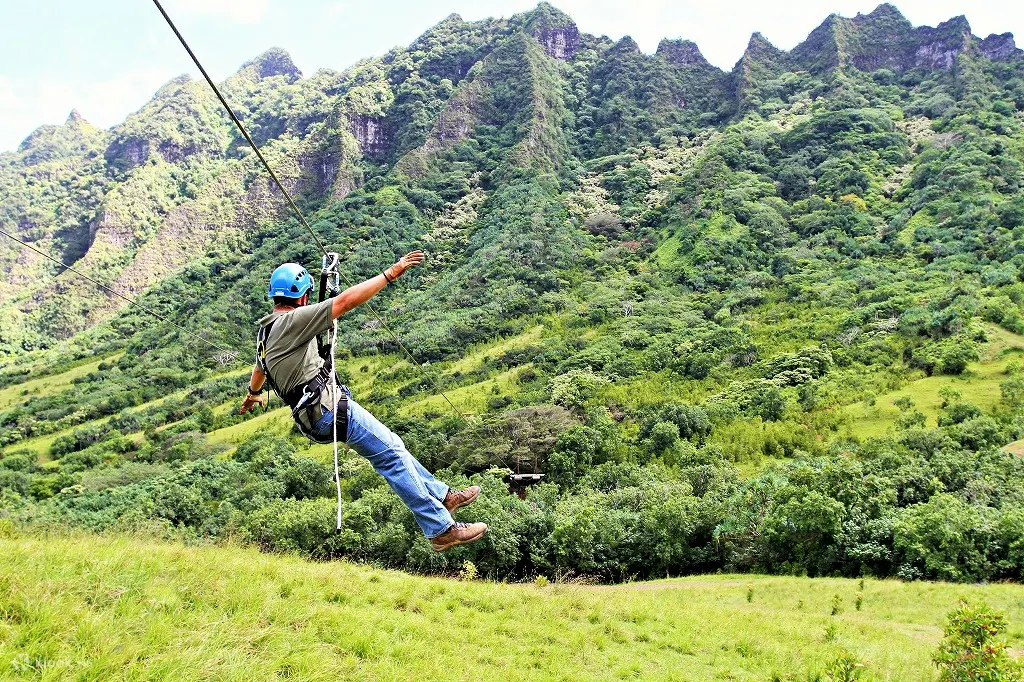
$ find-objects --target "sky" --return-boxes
[0,0,1021,152]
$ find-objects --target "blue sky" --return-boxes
[1,0,1020,152]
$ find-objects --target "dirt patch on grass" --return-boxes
[1004,440,1024,457]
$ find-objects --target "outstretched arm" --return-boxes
[330,251,424,320]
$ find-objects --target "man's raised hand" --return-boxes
[385,250,425,281]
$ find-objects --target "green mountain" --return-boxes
[2,3,1024,583]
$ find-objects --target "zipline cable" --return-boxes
[0,228,235,356]
[152,0,466,422]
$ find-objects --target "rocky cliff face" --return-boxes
[349,114,388,158]
[533,25,579,61]
[979,33,1021,61]
[789,5,1020,76]
[913,17,971,70]
[521,2,580,61]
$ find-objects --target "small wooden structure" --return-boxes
[507,473,545,499]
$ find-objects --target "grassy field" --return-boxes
[1,532,1023,681]
[0,353,124,412]
[843,326,1024,440]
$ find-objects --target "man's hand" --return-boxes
[240,392,266,414]
[384,250,425,281]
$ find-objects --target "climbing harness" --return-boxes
[253,251,347,528]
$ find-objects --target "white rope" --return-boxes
[330,318,343,531]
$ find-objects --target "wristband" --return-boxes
[382,270,394,284]
[247,387,261,397]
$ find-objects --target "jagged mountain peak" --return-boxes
[154,74,193,99]
[860,3,908,21]
[736,31,786,70]
[744,32,783,57]
[517,2,576,31]
[515,2,580,61]
[16,109,106,163]
[980,32,1021,60]
[416,12,466,37]
[236,48,302,83]
[656,39,714,69]
[937,14,972,34]
[612,35,642,55]
[849,3,914,34]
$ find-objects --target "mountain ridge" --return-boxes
[0,1,1022,352]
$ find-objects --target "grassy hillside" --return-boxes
[3,2,1024,587]
[0,353,122,411]
[2,532,1023,681]
[842,325,1024,439]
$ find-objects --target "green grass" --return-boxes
[205,406,295,446]
[652,235,682,269]
[0,352,124,411]
[13,417,115,462]
[898,210,933,247]
[1,532,1023,681]
[843,327,1024,440]
[8,367,249,463]
[401,367,522,417]
[446,324,543,374]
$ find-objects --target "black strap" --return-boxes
[256,317,284,397]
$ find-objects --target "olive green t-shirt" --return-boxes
[257,299,335,421]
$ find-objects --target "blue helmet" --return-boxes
[268,263,314,300]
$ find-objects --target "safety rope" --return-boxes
[0,228,235,356]
[330,319,343,530]
[320,252,344,531]
[152,0,466,423]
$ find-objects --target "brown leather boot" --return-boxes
[430,522,488,552]
[443,485,480,514]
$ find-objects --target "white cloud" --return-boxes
[0,69,176,152]
[167,0,271,24]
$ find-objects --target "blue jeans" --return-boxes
[312,396,454,538]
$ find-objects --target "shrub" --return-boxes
[549,369,609,411]
[242,497,341,557]
[894,494,992,582]
[648,421,681,454]
[938,402,983,427]
[1002,375,1024,409]
[933,601,1023,682]
[897,409,927,429]
[826,647,865,682]
[584,212,622,238]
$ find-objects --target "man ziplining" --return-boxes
[239,251,488,552]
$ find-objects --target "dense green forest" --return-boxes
[2,2,1024,583]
